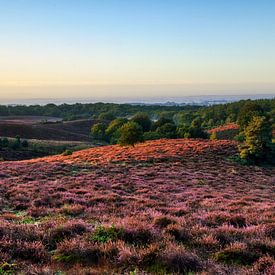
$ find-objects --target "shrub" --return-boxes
[239,115,274,164]
[156,123,177,138]
[106,118,128,143]
[131,112,152,132]
[121,224,155,246]
[91,225,123,243]
[0,238,49,263]
[62,149,73,156]
[98,112,116,121]
[45,221,88,249]
[210,132,218,140]
[118,122,144,146]
[160,244,202,273]
[166,224,192,244]
[252,255,275,274]
[143,131,162,141]
[153,216,176,229]
[60,204,84,216]
[91,123,107,141]
[237,101,264,130]
[214,242,260,265]
[53,238,100,265]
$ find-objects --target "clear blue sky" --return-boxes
[0,0,274,100]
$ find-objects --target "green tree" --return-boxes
[237,102,264,130]
[106,118,128,144]
[91,123,107,141]
[98,112,116,121]
[239,115,273,163]
[118,121,144,146]
[152,116,174,130]
[131,112,152,132]
[156,123,177,138]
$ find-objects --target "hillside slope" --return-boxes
[0,139,274,274]
[0,118,95,141]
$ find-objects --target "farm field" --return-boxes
[0,139,274,274]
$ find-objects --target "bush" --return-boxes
[239,115,274,164]
[143,131,162,141]
[53,239,100,264]
[161,244,202,273]
[91,225,123,243]
[210,132,218,140]
[98,112,116,121]
[153,216,176,229]
[91,123,107,141]
[214,243,259,265]
[62,149,73,156]
[118,122,144,146]
[106,118,128,143]
[156,123,177,138]
[121,223,155,246]
[131,112,152,132]
[44,221,88,249]
[252,255,275,274]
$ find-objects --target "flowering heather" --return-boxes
[0,138,274,274]
[208,123,239,140]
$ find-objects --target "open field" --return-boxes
[0,139,274,274]
[0,116,96,141]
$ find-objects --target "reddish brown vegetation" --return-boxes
[208,123,239,140]
[0,139,274,274]
[208,123,239,134]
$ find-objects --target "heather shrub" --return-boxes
[166,224,192,244]
[44,221,88,249]
[195,234,220,251]
[0,222,42,242]
[251,255,275,274]
[153,216,176,229]
[117,243,138,266]
[247,239,275,256]
[0,238,49,263]
[27,207,51,218]
[160,244,203,274]
[214,242,260,265]
[203,212,231,227]
[138,244,160,266]
[60,204,85,216]
[121,224,155,246]
[0,252,11,263]
[91,225,123,243]
[53,238,100,265]
[264,223,275,239]
[214,225,245,246]
[228,215,247,228]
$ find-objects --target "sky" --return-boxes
[0,0,275,101]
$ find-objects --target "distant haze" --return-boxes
[0,1,275,100]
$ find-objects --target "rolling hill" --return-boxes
[0,139,274,274]
[0,117,95,141]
